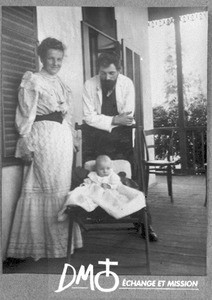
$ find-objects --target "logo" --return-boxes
[55,259,200,293]
[55,258,119,293]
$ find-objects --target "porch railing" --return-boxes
[153,126,207,174]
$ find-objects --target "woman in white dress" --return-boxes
[6,37,82,261]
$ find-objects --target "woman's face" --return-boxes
[42,49,64,75]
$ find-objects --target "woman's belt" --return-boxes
[35,111,63,124]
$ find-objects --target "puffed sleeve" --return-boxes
[15,71,39,137]
[15,71,39,159]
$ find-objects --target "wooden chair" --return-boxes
[140,127,180,202]
[66,158,151,274]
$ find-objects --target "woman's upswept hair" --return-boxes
[97,52,121,71]
[37,37,65,61]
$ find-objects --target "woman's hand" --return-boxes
[21,151,34,165]
[16,136,34,165]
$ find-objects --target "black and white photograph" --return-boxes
[0,2,211,300]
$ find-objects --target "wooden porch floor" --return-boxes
[3,175,207,276]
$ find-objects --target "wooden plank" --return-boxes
[3,96,18,104]
[3,175,207,275]
[174,17,188,171]
[5,128,17,135]
[2,57,35,70]
[2,8,35,29]
[2,64,33,77]
[134,52,143,127]
[2,49,36,64]
[2,36,35,55]
[126,47,134,81]
[3,6,34,20]
[2,27,36,44]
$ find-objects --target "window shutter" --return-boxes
[122,40,144,127]
[1,6,38,162]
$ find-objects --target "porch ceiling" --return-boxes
[148,7,207,21]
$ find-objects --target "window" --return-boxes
[1,6,38,164]
[81,24,120,80]
[82,7,116,39]
[81,7,119,80]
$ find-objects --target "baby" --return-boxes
[58,155,146,221]
[84,155,121,190]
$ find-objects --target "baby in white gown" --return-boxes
[58,155,146,220]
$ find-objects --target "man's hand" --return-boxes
[73,137,80,152]
[112,111,134,126]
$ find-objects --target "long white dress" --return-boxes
[6,69,82,261]
[58,170,146,220]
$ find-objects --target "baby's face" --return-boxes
[96,160,111,177]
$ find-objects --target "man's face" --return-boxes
[99,64,119,91]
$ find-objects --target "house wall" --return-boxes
[2,166,23,259]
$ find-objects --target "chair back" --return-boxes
[84,159,132,178]
[142,128,175,162]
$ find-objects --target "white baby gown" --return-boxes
[58,170,146,220]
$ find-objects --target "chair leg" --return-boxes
[204,173,207,207]
[204,194,207,207]
[167,166,173,203]
[143,207,151,275]
[67,212,74,264]
[145,166,150,197]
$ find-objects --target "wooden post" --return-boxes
[174,15,188,172]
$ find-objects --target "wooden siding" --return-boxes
[1,6,37,159]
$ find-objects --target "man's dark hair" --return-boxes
[37,37,65,61]
[97,52,121,71]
